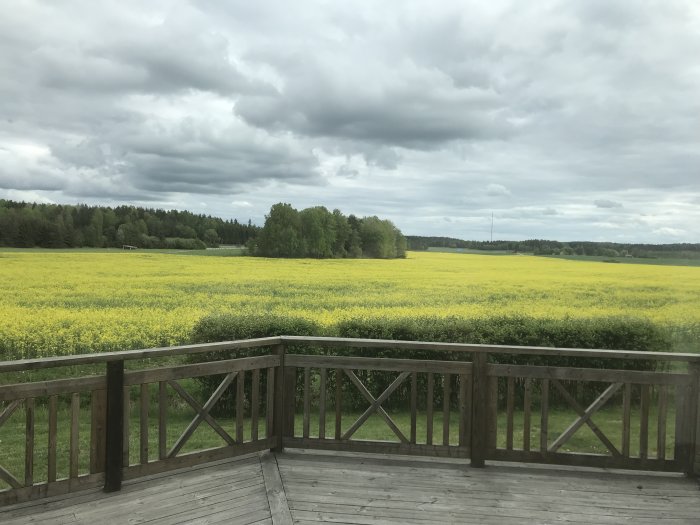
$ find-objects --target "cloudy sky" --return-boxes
[1,0,699,242]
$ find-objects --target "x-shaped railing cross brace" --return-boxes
[548,380,623,456]
[0,400,22,488]
[167,372,238,458]
[342,370,410,443]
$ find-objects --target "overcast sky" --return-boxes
[1,0,699,242]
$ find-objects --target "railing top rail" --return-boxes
[0,337,283,372]
[281,335,700,363]
[0,335,697,373]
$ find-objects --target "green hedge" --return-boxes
[188,313,671,413]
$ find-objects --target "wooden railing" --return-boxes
[0,336,698,506]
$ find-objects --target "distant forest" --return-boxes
[0,200,258,249]
[0,199,406,258]
[407,236,700,259]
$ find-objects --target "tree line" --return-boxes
[0,200,258,249]
[407,236,700,259]
[251,203,406,259]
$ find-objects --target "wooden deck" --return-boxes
[2,450,698,525]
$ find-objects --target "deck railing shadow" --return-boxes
[0,336,698,506]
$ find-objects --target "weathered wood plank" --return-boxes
[523,378,531,452]
[334,368,342,441]
[506,376,514,451]
[24,398,34,487]
[426,372,434,446]
[285,354,471,374]
[486,376,498,452]
[283,438,469,459]
[540,379,549,454]
[281,335,700,363]
[0,464,21,490]
[123,355,279,386]
[158,381,167,460]
[237,370,245,444]
[470,353,488,467]
[140,383,149,465]
[303,367,310,439]
[640,384,650,460]
[252,368,260,442]
[122,387,130,466]
[443,373,451,446]
[70,393,79,479]
[266,367,275,440]
[318,368,326,440]
[260,452,293,525]
[622,383,631,457]
[410,372,417,445]
[488,363,690,386]
[458,374,470,448]
[90,389,106,474]
[122,439,274,480]
[490,449,682,472]
[657,385,667,461]
[0,376,106,402]
[47,395,57,483]
[0,337,283,373]
[0,399,22,427]
[281,366,296,442]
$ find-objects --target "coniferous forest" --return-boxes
[0,200,258,249]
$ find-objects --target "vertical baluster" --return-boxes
[506,377,515,451]
[674,384,686,462]
[237,371,245,443]
[426,373,434,445]
[140,383,149,464]
[335,369,342,440]
[622,383,631,457]
[48,395,57,483]
[90,389,107,474]
[443,374,451,446]
[319,368,327,440]
[122,387,130,466]
[70,393,80,478]
[266,367,275,439]
[159,382,167,460]
[486,377,498,451]
[458,374,471,448]
[523,378,532,452]
[410,372,417,444]
[303,367,311,439]
[540,379,549,454]
[657,385,668,460]
[640,384,650,460]
[25,398,34,487]
[251,369,260,442]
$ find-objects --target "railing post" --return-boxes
[273,343,296,451]
[104,360,124,492]
[471,352,488,468]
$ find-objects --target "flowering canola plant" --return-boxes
[1,251,698,358]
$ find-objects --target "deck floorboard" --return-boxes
[1,450,698,524]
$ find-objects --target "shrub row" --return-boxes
[188,313,671,413]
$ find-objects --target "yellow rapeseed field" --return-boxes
[1,251,698,358]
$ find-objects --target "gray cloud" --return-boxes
[594,199,623,209]
[0,0,698,242]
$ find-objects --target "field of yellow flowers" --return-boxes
[1,250,698,359]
